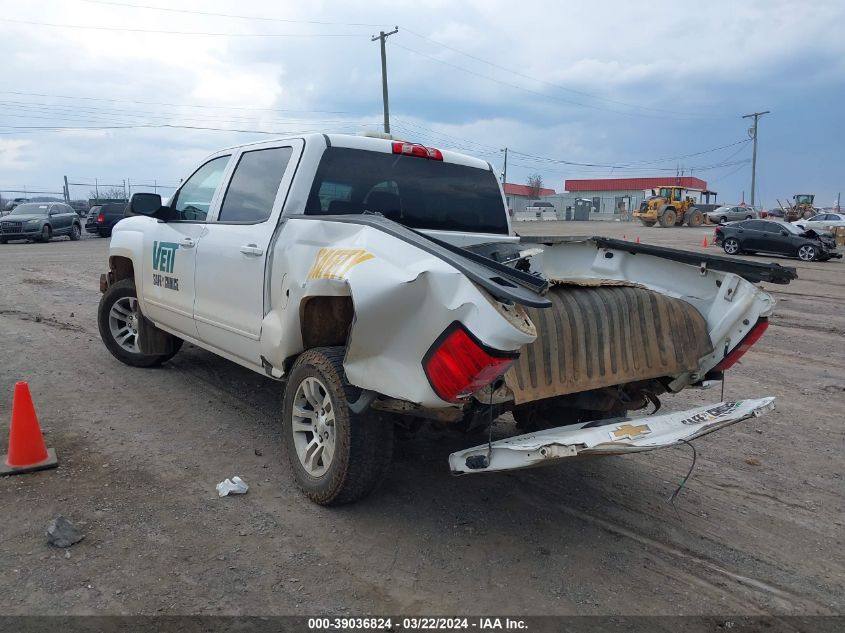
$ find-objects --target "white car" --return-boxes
[792,212,845,232]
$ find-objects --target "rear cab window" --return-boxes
[218,147,293,223]
[304,147,508,234]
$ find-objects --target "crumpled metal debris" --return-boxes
[216,476,249,497]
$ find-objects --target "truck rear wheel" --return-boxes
[97,278,183,367]
[282,347,393,506]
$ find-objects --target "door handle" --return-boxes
[240,244,264,257]
[179,238,195,249]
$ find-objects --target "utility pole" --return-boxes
[500,147,508,185]
[742,110,769,207]
[371,27,399,134]
[836,192,841,212]
[63,175,70,203]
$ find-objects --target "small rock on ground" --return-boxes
[46,516,84,548]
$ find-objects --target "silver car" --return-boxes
[706,205,759,224]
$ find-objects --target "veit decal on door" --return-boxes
[152,241,180,291]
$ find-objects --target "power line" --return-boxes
[391,40,726,120]
[77,0,387,28]
[0,17,365,37]
[1,91,357,116]
[0,101,373,128]
[402,28,724,120]
[0,122,380,135]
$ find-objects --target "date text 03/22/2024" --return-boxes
[307,617,528,631]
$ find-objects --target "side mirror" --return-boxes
[129,192,163,216]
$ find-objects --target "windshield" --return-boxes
[305,147,508,234]
[9,203,49,216]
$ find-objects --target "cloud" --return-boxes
[0,0,843,205]
[0,139,33,170]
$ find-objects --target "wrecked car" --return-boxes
[714,218,842,261]
[97,133,796,505]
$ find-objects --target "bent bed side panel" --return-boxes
[506,285,713,404]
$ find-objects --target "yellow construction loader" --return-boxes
[778,194,817,222]
[633,186,707,227]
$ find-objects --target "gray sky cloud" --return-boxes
[1,0,843,207]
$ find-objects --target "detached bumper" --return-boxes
[449,397,775,474]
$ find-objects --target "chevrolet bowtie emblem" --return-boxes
[610,423,652,440]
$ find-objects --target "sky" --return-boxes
[1,0,843,209]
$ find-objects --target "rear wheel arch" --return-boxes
[299,295,354,350]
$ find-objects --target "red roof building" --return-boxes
[504,183,557,198]
[565,176,708,192]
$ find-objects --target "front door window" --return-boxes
[170,155,230,221]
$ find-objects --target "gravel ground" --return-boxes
[0,222,842,616]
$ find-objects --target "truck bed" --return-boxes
[506,284,712,404]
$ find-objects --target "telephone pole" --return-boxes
[500,147,508,185]
[371,27,399,135]
[742,110,769,207]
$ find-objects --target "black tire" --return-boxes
[745,215,753,220]
[282,347,393,506]
[686,208,703,227]
[0,237,7,244]
[69,223,81,241]
[723,237,742,255]
[658,208,677,227]
[720,216,728,224]
[40,225,52,243]
[97,278,183,367]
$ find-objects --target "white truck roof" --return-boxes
[217,132,492,171]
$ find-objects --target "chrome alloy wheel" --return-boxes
[798,245,816,261]
[290,376,336,477]
[108,296,140,353]
[724,238,740,254]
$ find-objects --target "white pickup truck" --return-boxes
[98,133,795,505]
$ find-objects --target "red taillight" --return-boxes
[423,322,518,403]
[714,318,768,371]
[392,141,443,161]
[97,213,105,223]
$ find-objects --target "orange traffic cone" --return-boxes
[1,382,58,475]
[635,236,640,244]
[702,236,709,248]
[623,234,627,240]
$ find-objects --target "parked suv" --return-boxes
[85,203,128,237]
[0,202,82,243]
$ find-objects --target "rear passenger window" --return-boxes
[218,147,293,223]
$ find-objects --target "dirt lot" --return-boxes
[0,222,843,616]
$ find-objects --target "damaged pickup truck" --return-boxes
[98,133,796,505]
